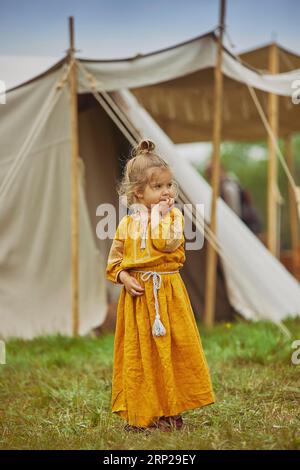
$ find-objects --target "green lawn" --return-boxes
[1,318,300,450]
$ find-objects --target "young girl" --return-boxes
[106,139,215,432]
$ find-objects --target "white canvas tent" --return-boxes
[0,67,107,339]
[1,31,300,339]
[81,31,300,142]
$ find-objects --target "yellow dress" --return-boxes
[106,207,215,427]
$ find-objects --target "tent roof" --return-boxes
[78,32,300,142]
[129,38,300,142]
[4,31,300,142]
[131,71,299,143]
[239,42,300,73]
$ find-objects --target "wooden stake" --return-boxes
[68,16,80,336]
[204,0,226,328]
[267,43,279,256]
[285,135,299,274]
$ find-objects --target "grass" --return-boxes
[1,318,300,450]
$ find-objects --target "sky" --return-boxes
[0,0,299,59]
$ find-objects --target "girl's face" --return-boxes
[135,168,175,212]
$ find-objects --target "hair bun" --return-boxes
[131,139,155,157]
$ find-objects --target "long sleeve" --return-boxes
[106,216,128,284]
[151,207,184,252]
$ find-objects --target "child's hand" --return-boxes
[119,271,145,297]
[153,197,174,217]
[157,197,175,218]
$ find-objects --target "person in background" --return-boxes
[205,161,262,236]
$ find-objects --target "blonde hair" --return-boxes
[117,139,178,207]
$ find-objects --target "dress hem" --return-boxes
[112,394,215,427]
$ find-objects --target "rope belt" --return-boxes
[130,269,179,337]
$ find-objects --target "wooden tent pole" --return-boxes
[267,43,279,256]
[285,134,299,275]
[204,0,226,328]
[68,16,80,336]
